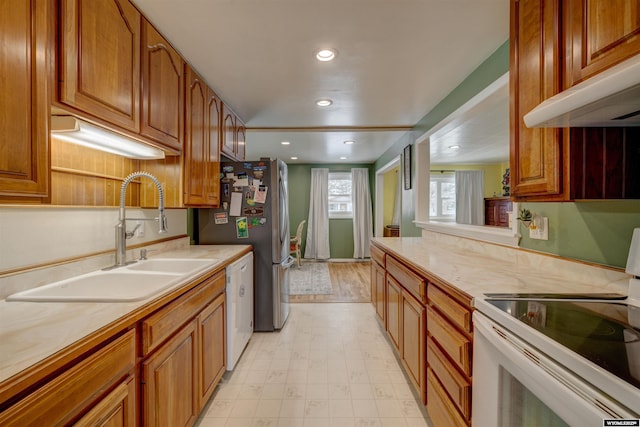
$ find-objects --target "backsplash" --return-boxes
[0,207,188,272]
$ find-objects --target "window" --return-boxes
[328,172,352,218]
[430,174,456,220]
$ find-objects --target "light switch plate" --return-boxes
[529,217,548,240]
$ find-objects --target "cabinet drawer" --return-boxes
[370,244,385,267]
[0,330,136,426]
[426,368,468,427]
[142,270,225,355]
[427,338,471,420]
[386,255,426,303]
[426,306,471,376]
[428,285,472,334]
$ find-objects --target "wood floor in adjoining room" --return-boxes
[289,262,371,303]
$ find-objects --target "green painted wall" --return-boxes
[519,201,640,268]
[287,163,375,259]
[374,38,640,268]
[374,40,510,238]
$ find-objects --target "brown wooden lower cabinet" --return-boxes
[74,376,137,427]
[426,306,472,376]
[197,293,226,411]
[142,319,199,427]
[386,275,403,353]
[372,260,386,324]
[427,339,471,421]
[426,368,468,427]
[0,262,234,427]
[402,290,426,403]
[371,242,474,426]
[0,330,137,427]
[141,270,227,426]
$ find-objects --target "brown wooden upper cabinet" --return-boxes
[140,18,185,152]
[510,0,640,201]
[221,104,246,162]
[564,0,640,88]
[58,0,184,154]
[184,65,221,207]
[509,0,564,200]
[58,0,141,132]
[0,0,53,202]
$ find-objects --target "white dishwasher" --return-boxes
[225,251,254,370]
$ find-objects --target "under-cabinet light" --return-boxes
[51,116,165,160]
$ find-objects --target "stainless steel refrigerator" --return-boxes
[198,159,293,331]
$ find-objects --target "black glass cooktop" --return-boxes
[485,299,640,389]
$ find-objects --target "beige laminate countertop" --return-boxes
[372,237,629,302]
[0,244,250,398]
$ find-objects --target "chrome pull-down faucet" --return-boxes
[113,171,167,267]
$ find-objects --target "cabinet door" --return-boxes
[386,276,402,354]
[0,330,136,426]
[373,262,386,324]
[197,293,226,411]
[59,0,140,132]
[565,0,640,87]
[205,90,222,206]
[140,19,184,152]
[222,108,236,159]
[402,290,426,403]
[0,0,51,200]
[142,320,198,427]
[184,66,207,206]
[74,376,136,427]
[235,121,246,161]
[509,0,564,199]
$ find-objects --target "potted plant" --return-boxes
[518,208,533,228]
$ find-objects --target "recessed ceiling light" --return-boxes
[281,141,290,145]
[448,145,460,150]
[316,99,333,107]
[315,48,337,62]
[343,140,355,145]
[340,156,347,160]
[290,156,298,160]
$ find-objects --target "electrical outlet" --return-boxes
[136,220,145,237]
[529,216,548,240]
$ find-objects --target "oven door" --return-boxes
[473,311,636,427]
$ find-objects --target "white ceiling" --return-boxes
[132,0,509,164]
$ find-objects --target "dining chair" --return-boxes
[290,220,306,268]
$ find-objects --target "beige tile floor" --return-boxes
[196,303,434,427]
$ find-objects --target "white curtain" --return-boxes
[455,170,484,225]
[352,168,373,259]
[304,168,330,259]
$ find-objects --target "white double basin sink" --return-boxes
[6,258,218,303]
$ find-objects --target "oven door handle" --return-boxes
[473,312,638,425]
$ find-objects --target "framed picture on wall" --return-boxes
[403,144,412,190]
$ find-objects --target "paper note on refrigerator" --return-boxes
[230,192,243,216]
[254,185,268,203]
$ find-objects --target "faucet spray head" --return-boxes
[158,212,168,233]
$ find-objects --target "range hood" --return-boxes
[524,55,640,128]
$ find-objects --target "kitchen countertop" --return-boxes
[0,244,251,397]
[372,237,630,301]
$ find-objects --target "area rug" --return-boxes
[289,262,333,295]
